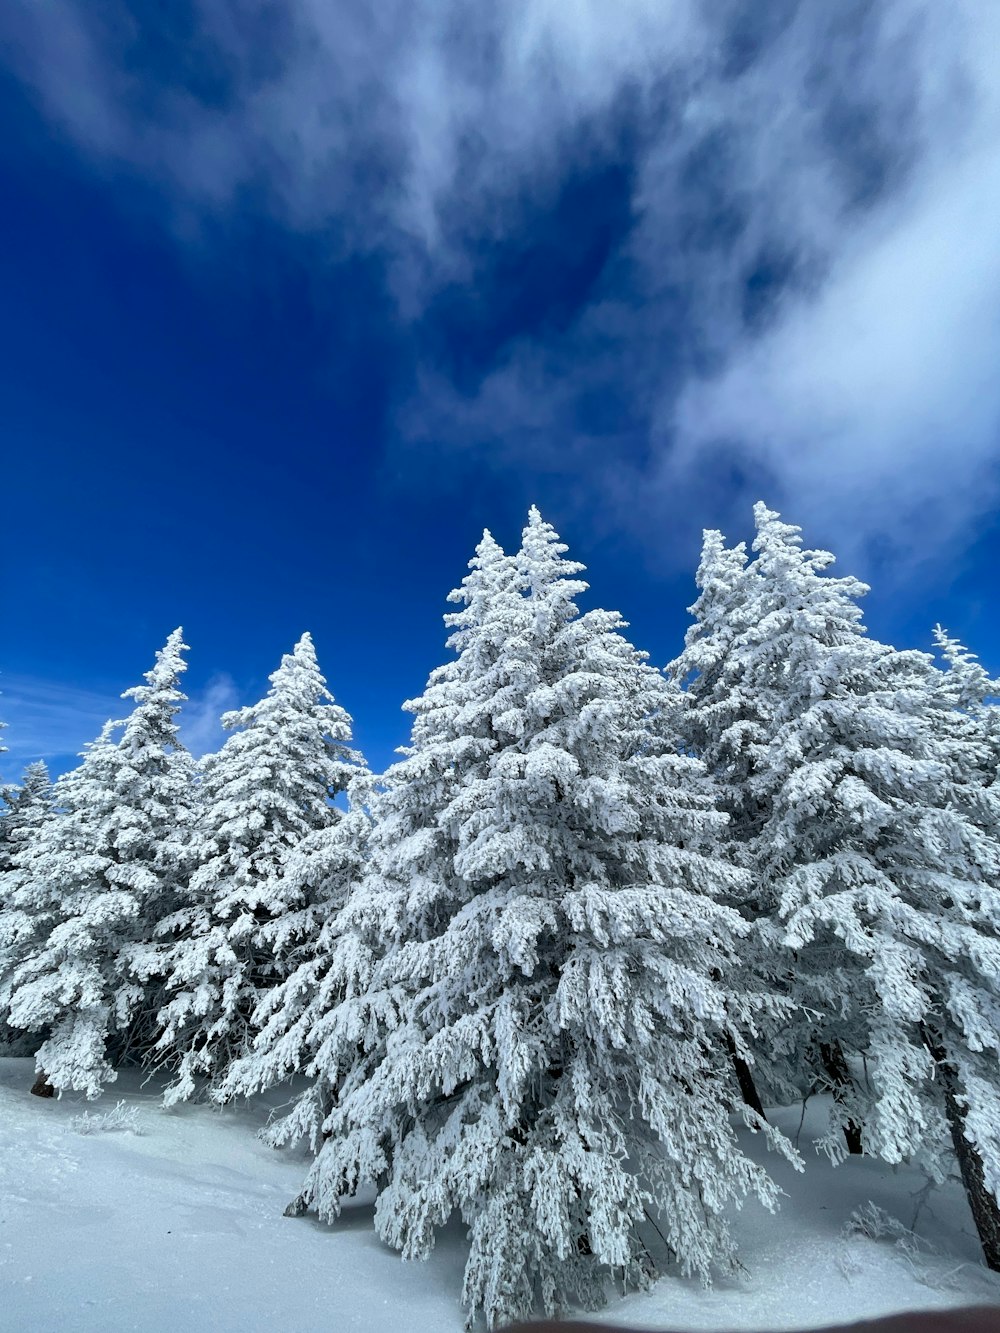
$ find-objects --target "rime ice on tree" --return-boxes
[0,630,192,1097]
[213,770,373,1121]
[0,761,54,1053]
[153,633,363,1105]
[279,513,800,1329]
[0,761,53,876]
[674,503,1000,1271]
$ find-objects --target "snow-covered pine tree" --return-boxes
[0,761,54,1054]
[678,502,1000,1269]
[932,625,1000,786]
[0,630,192,1097]
[251,532,523,1158]
[212,770,373,1120]
[152,633,363,1106]
[0,761,54,875]
[933,626,999,716]
[279,513,799,1329]
[667,527,815,1122]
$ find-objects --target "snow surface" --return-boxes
[1,1057,998,1332]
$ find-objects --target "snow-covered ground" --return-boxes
[1,1056,997,1332]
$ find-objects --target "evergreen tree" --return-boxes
[214,770,373,1116]
[0,630,192,1097]
[252,533,524,1157]
[152,633,362,1106]
[0,761,53,1054]
[668,528,814,1120]
[933,625,999,716]
[671,516,879,1138]
[0,761,53,875]
[277,515,799,1329]
[932,625,1000,786]
[676,503,1000,1269]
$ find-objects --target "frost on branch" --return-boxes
[0,630,193,1098]
[0,761,54,1053]
[214,770,374,1121]
[153,633,365,1105]
[672,502,1000,1270]
[282,513,799,1328]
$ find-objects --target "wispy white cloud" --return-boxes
[180,674,242,758]
[0,0,707,257]
[0,669,241,781]
[4,0,999,573]
[662,3,1000,571]
[394,2,1000,573]
[0,674,121,776]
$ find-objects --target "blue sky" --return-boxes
[3,1,1000,781]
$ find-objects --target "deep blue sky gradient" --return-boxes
[0,66,663,773]
[3,7,999,781]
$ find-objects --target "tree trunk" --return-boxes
[724,1031,768,1121]
[921,1022,1000,1272]
[818,1041,863,1154]
[30,1070,55,1098]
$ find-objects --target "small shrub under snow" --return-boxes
[69,1100,143,1136]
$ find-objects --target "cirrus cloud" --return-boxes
[3,0,999,573]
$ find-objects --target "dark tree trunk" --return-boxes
[818,1040,863,1154]
[921,1022,1000,1272]
[724,1031,768,1121]
[30,1070,55,1098]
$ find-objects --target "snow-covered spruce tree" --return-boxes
[667,527,821,1124]
[0,762,54,979]
[0,761,54,1054]
[151,633,363,1106]
[0,630,193,1097]
[768,517,1000,1267]
[934,626,997,712]
[672,511,915,1148]
[0,761,53,876]
[680,503,1000,1268]
[0,734,116,1081]
[213,770,373,1117]
[933,625,1000,783]
[247,533,524,1157]
[279,513,800,1329]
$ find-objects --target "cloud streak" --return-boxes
[0,674,121,775]
[0,671,241,780]
[4,0,999,571]
[663,2,1000,570]
[179,674,242,759]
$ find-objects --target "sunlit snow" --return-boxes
[2,1059,996,1332]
